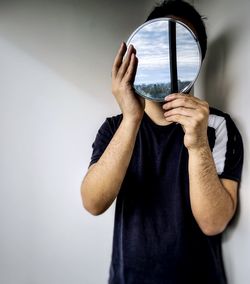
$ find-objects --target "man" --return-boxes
[81,1,243,283]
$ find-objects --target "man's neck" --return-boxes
[144,100,172,126]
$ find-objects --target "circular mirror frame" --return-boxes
[126,17,202,102]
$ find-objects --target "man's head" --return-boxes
[146,0,207,60]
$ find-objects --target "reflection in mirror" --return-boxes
[127,18,202,102]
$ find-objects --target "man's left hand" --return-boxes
[162,93,210,151]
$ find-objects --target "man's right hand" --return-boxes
[81,42,145,216]
[112,42,145,123]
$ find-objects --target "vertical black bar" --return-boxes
[168,21,178,93]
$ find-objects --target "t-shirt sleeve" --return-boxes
[212,114,244,182]
[88,116,120,168]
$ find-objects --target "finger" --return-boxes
[117,45,136,79]
[112,42,127,78]
[165,114,191,126]
[165,114,192,128]
[163,97,199,110]
[164,107,196,118]
[123,53,138,83]
[165,93,187,100]
[165,93,208,107]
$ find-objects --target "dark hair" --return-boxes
[146,0,207,60]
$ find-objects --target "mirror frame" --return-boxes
[126,17,202,102]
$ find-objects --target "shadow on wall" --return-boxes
[202,26,241,110]
[201,26,242,242]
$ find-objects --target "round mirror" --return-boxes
[126,18,202,102]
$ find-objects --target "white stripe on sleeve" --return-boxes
[208,114,228,175]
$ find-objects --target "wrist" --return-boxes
[187,140,210,155]
[120,115,143,139]
[122,113,144,125]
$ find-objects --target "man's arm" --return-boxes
[163,93,238,236]
[81,118,141,215]
[188,146,237,236]
[81,42,144,215]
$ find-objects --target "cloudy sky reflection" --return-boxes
[127,20,201,85]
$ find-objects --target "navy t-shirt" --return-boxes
[89,107,243,284]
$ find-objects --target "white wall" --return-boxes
[1,0,248,283]
[0,0,154,283]
[194,0,250,283]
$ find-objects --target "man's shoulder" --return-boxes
[106,113,123,123]
[99,113,123,134]
[105,113,123,128]
[209,106,228,118]
[208,106,233,129]
[208,106,242,139]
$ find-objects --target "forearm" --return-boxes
[81,117,141,215]
[188,143,235,235]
